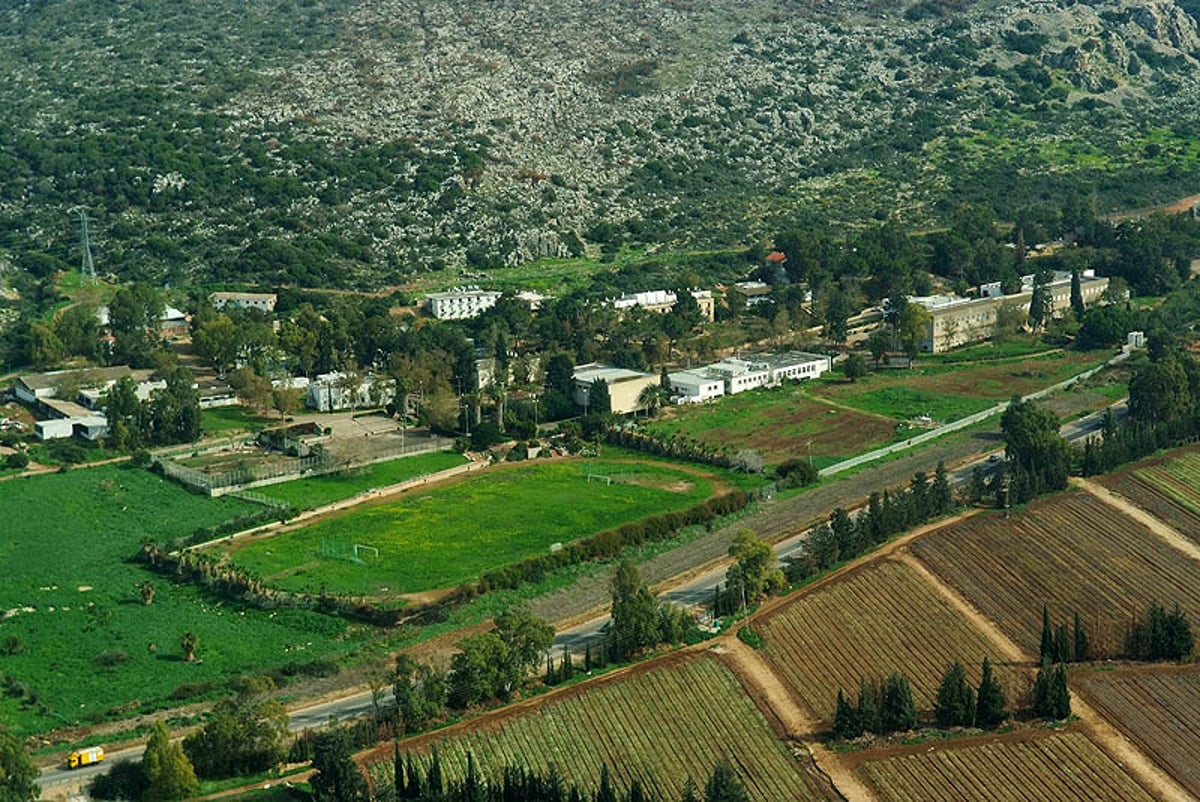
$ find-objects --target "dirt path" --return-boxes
[1072,477,1200,563]
[1103,192,1200,222]
[897,527,1194,802]
[893,551,1028,664]
[717,638,879,802]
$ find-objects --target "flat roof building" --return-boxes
[426,287,502,320]
[571,363,659,415]
[210,292,277,313]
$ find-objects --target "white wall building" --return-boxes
[667,370,725,404]
[426,288,502,320]
[704,358,772,395]
[571,364,659,415]
[210,292,277,313]
[306,372,377,412]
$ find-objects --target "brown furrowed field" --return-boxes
[859,731,1155,801]
[387,655,833,801]
[757,559,1023,721]
[910,492,1200,656]
[1079,666,1200,797]
[1099,448,1200,541]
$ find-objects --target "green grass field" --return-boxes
[201,406,278,434]
[221,460,716,596]
[253,451,467,510]
[0,466,367,737]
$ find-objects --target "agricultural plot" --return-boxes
[1079,667,1200,797]
[859,732,1155,802]
[911,492,1200,656]
[644,386,897,467]
[0,466,363,737]
[221,460,717,596]
[811,349,1111,423]
[394,656,832,801]
[1099,449,1200,541]
[758,559,1022,721]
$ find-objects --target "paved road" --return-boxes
[37,690,390,791]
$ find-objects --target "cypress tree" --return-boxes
[702,760,749,802]
[857,677,882,734]
[975,657,1008,728]
[1051,664,1072,719]
[1033,660,1051,718]
[427,747,444,798]
[1073,611,1090,662]
[596,764,617,802]
[1039,604,1053,662]
[1070,269,1085,319]
[680,777,699,802]
[880,673,917,733]
[833,689,861,739]
[1054,623,1071,664]
[934,662,975,728]
[931,461,953,516]
[628,779,646,802]
[404,754,422,799]
[462,752,483,802]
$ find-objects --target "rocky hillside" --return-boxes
[1,0,1199,287]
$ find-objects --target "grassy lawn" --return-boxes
[221,460,716,596]
[0,466,368,737]
[254,450,468,510]
[201,406,279,434]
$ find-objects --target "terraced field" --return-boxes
[859,732,1155,801]
[911,492,1200,656]
[390,655,832,801]
[1080,667,1200,797]
[757,559,1023,721]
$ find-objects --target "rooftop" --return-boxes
[573,363,654,384]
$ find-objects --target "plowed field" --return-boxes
[911,492,1200,656]
[1080,667,1200,797]
[1099,449,1200,542]
[757,559,1023,721]
[391,655,833,801]
[860,731,1155,801]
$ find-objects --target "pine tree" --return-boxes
[1073,611,1090,662]
[833,689,861,739]
[142,721,198,802]
[931,461,953,516]
[934,662,975,728]
[404,754,423,799]
[975,657,1008,728]
[1039,604,1053,662]
[880,673,917,733]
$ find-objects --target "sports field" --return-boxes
[220,460,719,596]
[0,465,364,736]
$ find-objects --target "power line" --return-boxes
[78,209,96,284]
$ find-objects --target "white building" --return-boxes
[426,288,502,320]
[306,372,378,412]
[757,351,833,383]
[667,370,725,404]
[210,292,277,313]
[704,358,772,395]
[611,289,716,322]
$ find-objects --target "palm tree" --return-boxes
[638,384,665,418]
[137,580,156,605]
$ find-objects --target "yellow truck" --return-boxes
[67,746,105,769]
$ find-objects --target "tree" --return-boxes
[880,673,917,733]
[393,655,446,734]
[179,631,199,662]
[993,302,1025,352]
[931,460,953,515]
[193,314,239,377]
[833,688,861,739]
[725,529,783,605]
[703,760,749,802]
[587,378,611,415]
[1028,270,1053,331]
[142,721,198,802]
[137,580,156,605]
[228,367,273,415]
[610,559,659,659]
[108,283,165,367]
[1073,611,1090,662]
[494,607,555,696]
[896,301,931,366]
[934,662,976,728]
[1069,269,1085,319]
[146,367,201,445]
[182,678,290,778]
[1001,398,1072,494]
[823,289,853,344]
[0,731,38,802]
[842,353,868,381]
[975,657,1008,728]
[867,330,890,367]
[310,730,370,802]
[596,765,617,802]
[637,382,666,418]
[1128,359,1191,425]
[1033,661,1071,720]
[447,632,507,709]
